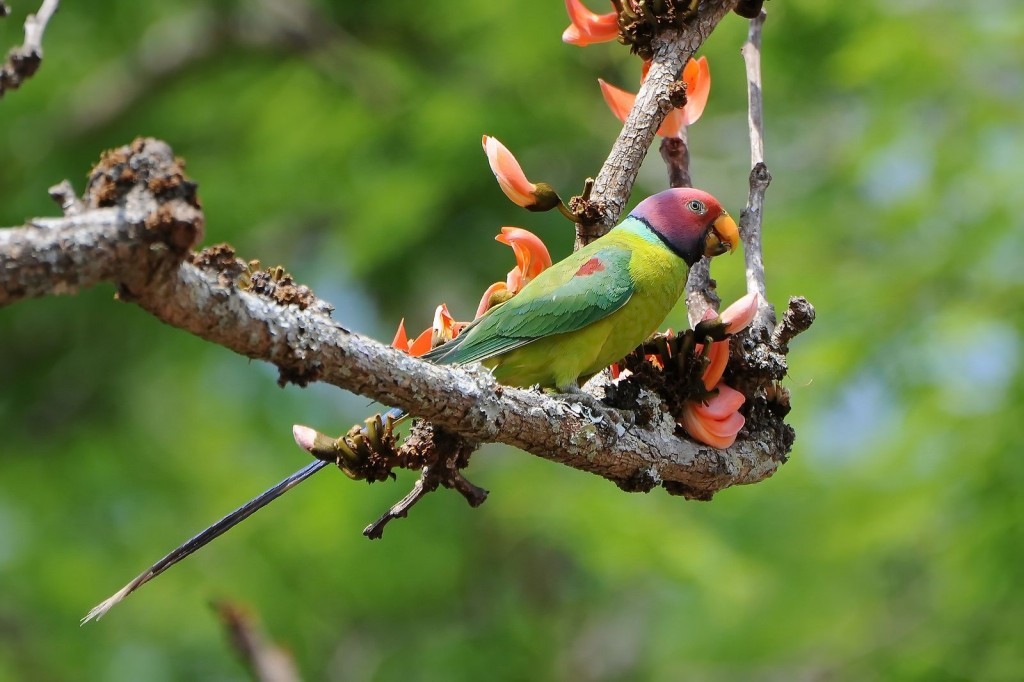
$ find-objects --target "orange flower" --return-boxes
[392,303,460,357]
[562,0,618,47]
[680,384,746,449]
[481,136,561,211]
[498,227,552,290]
[598,56,711,137]
[476,227,552,317]
[679,293,760,448]
[475,282,511,320]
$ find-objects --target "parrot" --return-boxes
[83,187,738,621]
[422,186,739,392]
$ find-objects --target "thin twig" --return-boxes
[47,179,83,216]
[0,0,59,96]
[447,469,488,507]
[771,295,815,352]
[737,11,772,329]
[659,134,692,189]
[670,125,719,328]
[365,426,487,538]
[363,466,440,539]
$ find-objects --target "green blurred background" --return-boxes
[2,1,1022,680]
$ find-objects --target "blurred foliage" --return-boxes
[2,0,1023,680]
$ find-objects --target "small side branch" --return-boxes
[363,465,440,539]
[0,0,59,97]
[737,11,772,328]
[363,424,487,538]
[659,135,692,189]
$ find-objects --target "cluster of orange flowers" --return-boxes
[564,0,712,137]
[391,1,750,449]
[391,223,552,357]
[680,294,760,448]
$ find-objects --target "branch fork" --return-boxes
[0,0,59,96]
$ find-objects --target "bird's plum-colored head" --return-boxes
[629,188,738,266]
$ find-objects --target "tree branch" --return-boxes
[738,11,772,329]
[0,0,59,97]
[0,138,788,500]
[684,10,772,331]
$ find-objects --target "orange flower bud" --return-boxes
[482,135,537,208]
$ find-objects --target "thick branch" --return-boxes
[0,0,59,96]
[25,235,782,493]
[0,142,785,497]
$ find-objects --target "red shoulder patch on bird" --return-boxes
[575,257,606,276]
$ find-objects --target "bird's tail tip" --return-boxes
[80,584,133,625]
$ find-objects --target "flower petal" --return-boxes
[598,78,635,126]
[408,327,434,357]
[680,56,710,127]
[681,403,738,449]
[720,292,761,334]
[562,0,618,46]
[476,282,507,318]
[702,410,745,440]
[700,339,730,390]
[432,303,457,345]
[694,383,745,420]
[659,109,686,139]
[497,226,552,290]
[601,77,692,138]
[392,318,410,352]
[482,135,537,208]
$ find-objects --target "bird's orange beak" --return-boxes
[704,212,739,257]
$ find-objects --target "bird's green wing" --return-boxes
[424,244,634,366]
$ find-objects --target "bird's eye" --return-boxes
[687,199,706,214]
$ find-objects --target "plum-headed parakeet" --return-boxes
[423,186,739,391]
[80,187,738,622]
